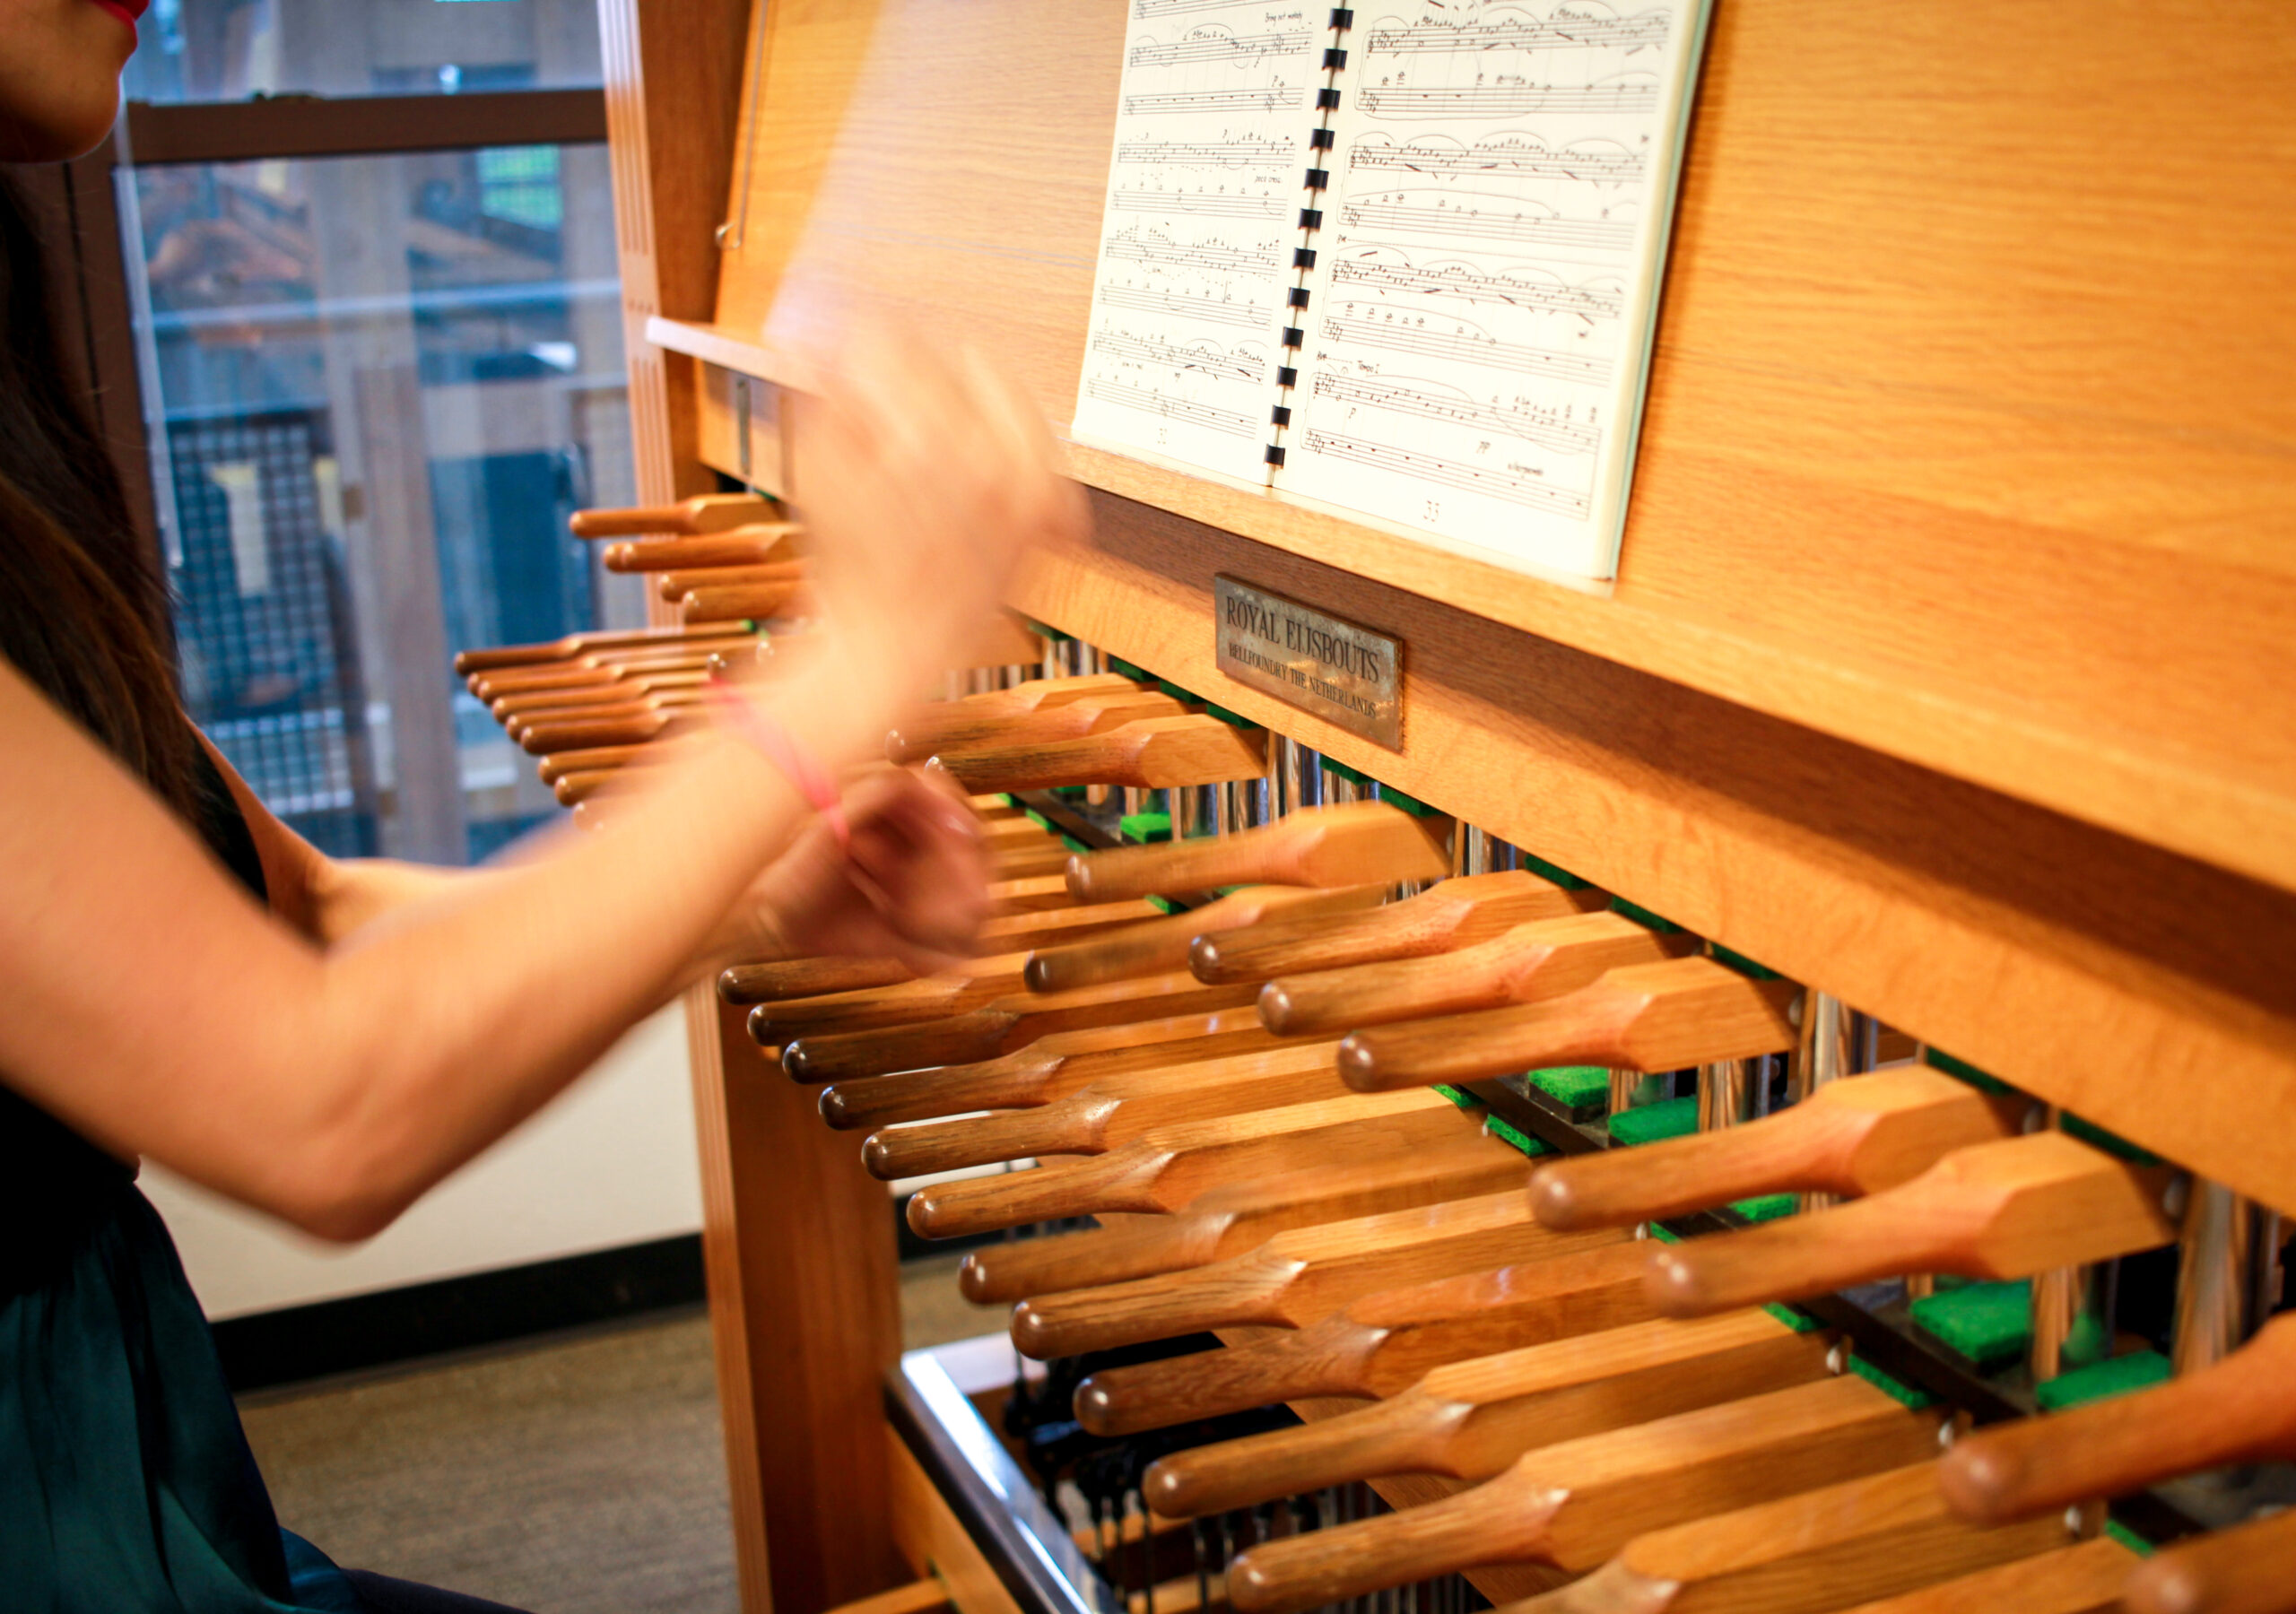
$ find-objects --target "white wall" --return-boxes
[144,1005,704,1322]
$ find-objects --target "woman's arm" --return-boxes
[0,327,1080,1242]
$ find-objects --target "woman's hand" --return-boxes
[720,765,990,976]
[787,321,1091,743]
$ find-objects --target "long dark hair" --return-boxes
[0,172,198,817]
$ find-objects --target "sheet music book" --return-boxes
[1071,1,1714,583]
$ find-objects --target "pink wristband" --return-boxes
[708,673,850,850]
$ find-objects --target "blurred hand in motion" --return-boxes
[729,765,990,975]
[787,318,1091,724]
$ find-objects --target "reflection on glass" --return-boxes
[126,144,639,865]
[122,0,604,105]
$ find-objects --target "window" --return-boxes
[105,5,631,863]
[122,0,604,105]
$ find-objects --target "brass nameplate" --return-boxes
[1214,576,1403,751]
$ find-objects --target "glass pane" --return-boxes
[124,143,644,865]
[122,0,604,105]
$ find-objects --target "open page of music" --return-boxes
[1284,1,1711,580]
[1069,4,1335,483]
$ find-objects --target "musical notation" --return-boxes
[1300,430,1594,517]
[1112,188,1284,219]
[1310,371,1602,456]
[1350,134,1645,188]
[1102,228,1283,277]
[1319,309,1614,385]
[1127,30,1313,71]
[1330,256,1622,323]
[1124,86,1307,117]
[1100,284,1270,329]
[1091,330,1265,386]
[1359,81,1661,120]
[1342,197,1637,252]
[1116,136,1298,168]
[1133,0,1252,16]
[1085,377,1260,438]
[1364,12,1673,58]
[1076,1,1320,480]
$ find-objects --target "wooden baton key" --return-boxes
[1337,957,1799,1093]
[451,620,751,676]
[1530,1067,2031,1231]
[1075,1239,1666,1436]
[598,529,797,572]
[721,957,919,1003]
[860,1039,1344,1177]
[517,706,700,756]
[746,958,1034,1042]
[655,560,806,603]
[1008,1186,1621,1358]
[538,744,679,785]
[1260,910,1700,1037]
[778,969,1265,1080]
[681,578,812,623]
[907,1089,1465,1242]
[1505,1462,2072,1614]
[1830,1539,2142,1614]
[815,1007,1289,1130]
[471,645,722,699]
[1936,1313,2296,1524]
[1137,1309,1834,1514]
[492,668,709,720]
[1065,801,1450,902]
[1191,872,1608,985]
[887,672,1146,756]
[930,714,1268,794]
[1646,1131,2178,1317]
[567,492,778,537]
[1222,1375,1945,1614]
[955,1130,1532,1305]
[886,690,1187,763]
[2126,1510,2296,1614]
[1024,884,1389,995]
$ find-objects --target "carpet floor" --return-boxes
[238,1253,994,1614]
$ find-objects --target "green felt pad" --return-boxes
[1527,1065,1610,1106]
[1848,1354,1937,1410]
[1731,1193,1798,1224]
[2037,1349,2173,1412]
[1606,1094,1699,1147]
[1118,811,1171,844]
[1910,1279,2032,1368]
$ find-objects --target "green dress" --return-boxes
[0,748,361,1612]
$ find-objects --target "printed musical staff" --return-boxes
[1300,430,1594,516]
[1127,30,1314,71]
[1102,228,1284,277]
[1100,285,1272,329]
[1364,12,1673,57]
[1086,377,1260,438]
[1112,189,1286,219]
[1319,308,1613,385]
[1341,196,1637,250]
[1310,371,1602,456]
[1116,136,1299,168]
[1349,134,1645,188]
[1360,81,1662,120]
[1092,330,1267,386]
[1124,86,1308,117]
[1133,0,1253,16]
[1330,256,1623,322]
